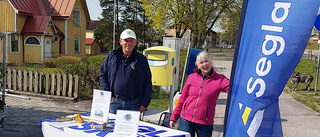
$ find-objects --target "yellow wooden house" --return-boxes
[86,38,101,55]
[86,20,102,55]
[0,0,90,64]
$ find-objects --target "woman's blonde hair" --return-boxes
[195,51,213,68]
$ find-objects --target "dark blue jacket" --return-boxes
[99,46,152,108]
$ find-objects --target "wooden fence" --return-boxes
[3,68,79,99]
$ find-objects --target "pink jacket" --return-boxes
[170,68,229,125]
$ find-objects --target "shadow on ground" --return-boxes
[1,106,82,137]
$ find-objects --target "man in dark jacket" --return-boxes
[100,29,152,114]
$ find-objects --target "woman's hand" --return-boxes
[170,121,176,129]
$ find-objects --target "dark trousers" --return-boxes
[180,117,213,137]
[109,99,140,114]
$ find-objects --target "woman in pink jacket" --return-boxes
[170,51,229,137]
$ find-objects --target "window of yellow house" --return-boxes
[10,34,19,53]
[25,36,40,46]
[74,37,80,54]
[73,10,81,27]
[54,36,59,43]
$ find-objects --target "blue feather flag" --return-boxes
[224,0,320,136]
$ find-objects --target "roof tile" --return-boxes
[9,0,80,35]
[86,38,95,45]
[86,20,102,30]
[9,0,76,17]
[21,16,50,35]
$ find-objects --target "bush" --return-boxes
[42,56,81,68]
[42,58,56,68]
[62,62,88,75]
[40,55,105,99]
[79,55,106,96]
[71,55,106,99]
[87,55,106,67]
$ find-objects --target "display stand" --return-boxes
[89,89,111,131]
[90,120,105,131]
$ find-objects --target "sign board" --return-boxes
[113,110,140,137]
[90,89,111,123]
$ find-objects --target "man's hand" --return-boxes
[170,121,175,129]
[110,97,115,103]
[139,105,147,112]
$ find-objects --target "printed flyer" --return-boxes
[113,110,140,137]
[90,89,111,123]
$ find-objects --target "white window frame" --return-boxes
[25,35,41,46]
[74,37,80,54]
[10,34,20,53]
[73,10,81,27]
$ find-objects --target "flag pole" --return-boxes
[113,0,116,50]
[179,41,192,94]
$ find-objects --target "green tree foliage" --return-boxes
[220,0,242,45]
[95,0,159,52]
[140,0,186,38]
[140,0,235,48]
[94,0,121,51]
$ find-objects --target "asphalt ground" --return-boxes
[1,96,91,137]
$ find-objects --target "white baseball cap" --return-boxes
[120,29,136,40]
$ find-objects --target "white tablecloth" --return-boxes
[41,112,190,137]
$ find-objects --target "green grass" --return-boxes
[148,86,170,110]
[286,90,320,112]
[285,58,320,113]
[307,43,320,50]
[287,58,318,90]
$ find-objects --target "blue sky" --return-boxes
[87,0,103,20]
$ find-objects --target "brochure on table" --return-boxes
[113,110,140,137]
[90,89,111,123]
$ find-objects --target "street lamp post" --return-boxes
[113,0,116,50]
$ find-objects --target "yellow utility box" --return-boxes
[144,46,176,86]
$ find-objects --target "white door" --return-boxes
[45,37,51,59]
